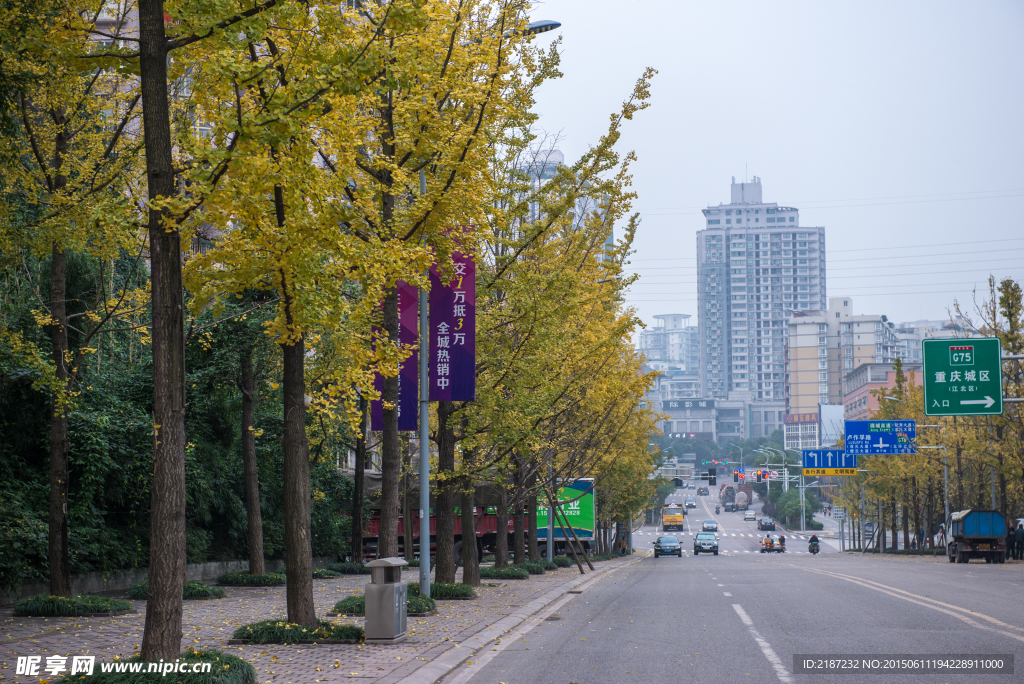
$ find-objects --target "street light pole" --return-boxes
[418,170,431,599]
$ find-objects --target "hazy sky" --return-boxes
[529,1,1024,335]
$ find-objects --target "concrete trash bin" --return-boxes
[364,557,408,644]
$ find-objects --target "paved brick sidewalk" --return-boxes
[1,558,637,684]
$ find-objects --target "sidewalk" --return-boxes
[1,557,641,684]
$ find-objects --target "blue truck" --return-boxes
[946,509,1007,564]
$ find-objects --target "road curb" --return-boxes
[393,554,647,684]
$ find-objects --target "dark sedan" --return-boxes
[653,536,683,558]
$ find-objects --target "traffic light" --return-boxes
[756,470,763,483]
[708,470,716,486]
[733,470,739,482]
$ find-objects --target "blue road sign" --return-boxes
[802,449,857,469]
[844,420,917,455]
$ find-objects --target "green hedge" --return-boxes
[216,572,285,586]
[332,596,365,614]
[407,594,436,613]
[479,566,530,580]
[332,593,436,615]
[513,561,545,575]
[58,649,254,684]
[408,582,475,599]
[128,580,225,601]
[541,559,558,571]
[551,556,574,568]
[232,619,363,643]
[311,568,342,579]
[589,553,620,562]
[325,562,372,575]
[14,594,132,616]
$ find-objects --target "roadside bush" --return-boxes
[407,595,436,614]
[59,648,255,684]
[513,561,545,575]
[128,580,225,600]
[541,560,558,570]
[216,572,285,586]
[14,594,131,616]
[807,519,824,530]
[311,568,342,579]
[332,595,365,614]
[551,556,573,568]
[588,553,619,562]
[326,562,371,575]
[479,566,530,580]
[232,619,363,643]
[408,582,474,599]
[332,593,436,615]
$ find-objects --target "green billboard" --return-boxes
[536,479,595,540]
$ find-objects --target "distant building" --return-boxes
[639,313,699,369]
[844,362,923,421]
[697,177,826,401]
[785,297,900,427]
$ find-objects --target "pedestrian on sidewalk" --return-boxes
[1006,528,1015,561]
[619,537,627,556]
[1014,523,1024,560]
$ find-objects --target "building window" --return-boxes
[818,348,827,357]
[708,219,720,224]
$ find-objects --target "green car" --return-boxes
[693,532,719,556]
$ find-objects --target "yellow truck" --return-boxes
[662,504,685,531]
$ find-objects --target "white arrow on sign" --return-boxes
[960,396,996,408]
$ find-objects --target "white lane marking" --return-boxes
[717,584,724,586]
[723,591,732,596]
[732,604,794,684]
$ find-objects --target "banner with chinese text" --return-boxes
[428,253,476,401]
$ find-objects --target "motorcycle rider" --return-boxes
[809,533,819,544]
[715,504,720,514]
[808,533,820,554]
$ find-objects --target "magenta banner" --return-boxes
[428,253,476,401]
[371,280,418,431]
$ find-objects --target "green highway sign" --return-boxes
[923,338,1003,416]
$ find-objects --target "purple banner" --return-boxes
[371,280,418,431]
[428,253,476,401]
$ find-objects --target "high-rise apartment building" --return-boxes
[697,178,826,400]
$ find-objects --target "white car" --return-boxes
[743,510,757,521]
[702,519,718,531]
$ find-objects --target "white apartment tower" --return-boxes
[697,178,826,400]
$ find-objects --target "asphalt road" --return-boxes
[448,489,1024,684]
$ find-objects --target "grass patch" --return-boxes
[14,594,132,617]
[311,568,342,579]
[513,561,545,575]
[551,556,574,568]
[541,560,558,571]
[128,580,225,601]
[325,562,372,575]
[408,582,475,599]
[480,555,495,563]
[232,619,363,644]
[216,572,285,586]
[479,566,530,580]
[59,648,254,684]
